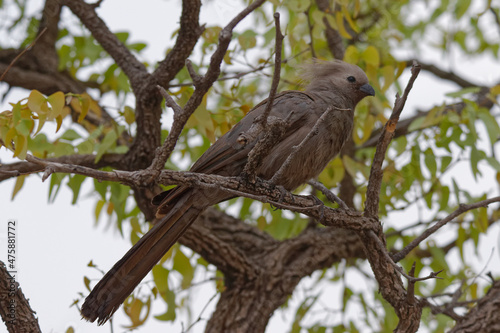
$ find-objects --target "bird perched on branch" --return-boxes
[81,59,375,324]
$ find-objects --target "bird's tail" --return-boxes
[81,191,202,325]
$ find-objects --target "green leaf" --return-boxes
[172,249,194,289]
[486,157,500,172]
[49,173,68,202]
[477,109,500,145]
[445,86,481,98]
[60,129,81,141]
[424,148,437,176]
[154,290,176,322]
[439,185,450,211]
[237,30,257,50]
[440,156,452,172]
[152,265,170,295]
[455,0,471,19]
[67,174,86,204]
[469,147,484,179]
[95,129,118,162]
[475,207,488,233]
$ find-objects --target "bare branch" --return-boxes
[0,28,47,82]
[259,13,284,125]
[242,12,285,178]
[364,61,421,218]
[308,179,349,210]
[393,196,500,262]
[185,59,203,87]
[404,59,479,88]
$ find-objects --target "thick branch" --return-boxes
[152,0,203,87]
[0,261,41,333]
[448,279,500,333]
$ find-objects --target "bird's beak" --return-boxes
[359,83,375,96]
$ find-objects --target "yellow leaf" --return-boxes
[490,84,500,96]
[4,127,17,149]
[381,65,395,92]
[12,175,26,200]
[124,106,135,125]
[55,115,63,133]
[362,46,380,67]
[396,61,406,79]
[224,50,232,65]
[106,202,114,215]
[78,96,90,123]
[27,90,47,115]
[240,104,250,114]
[13,134,27,159]
[47,92,65,117]
[470,282,477,300]
[343,45,360,64]
[341,5,359,33]
[335,11,352,39]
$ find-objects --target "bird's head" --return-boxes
[302,59,375,108]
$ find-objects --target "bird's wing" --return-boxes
[189,90,314,175]
[154,90,315,215]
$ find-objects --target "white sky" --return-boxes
[1,1,500,332]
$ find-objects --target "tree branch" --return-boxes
[242,12,285,178]
[0,261,41,333]
[392,196,500,262]
[404,59,480,88]
[364,61,421,218]
[152,0,203,87]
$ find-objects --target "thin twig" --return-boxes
[308,179,348,209]
[259,13,284,125]
[182,292,219,333]
[242,12,285,178]
[185,59,203,87]
[305,6,317,58]
[368,231,443,283]
[392,196,500,262]
[0,27,48,82]
[157,85,183,114]
[364,61,421,218]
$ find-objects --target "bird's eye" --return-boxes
[347,76,356,83]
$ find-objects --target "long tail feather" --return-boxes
[81,193,203,324]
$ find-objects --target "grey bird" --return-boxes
[81,60,375,324]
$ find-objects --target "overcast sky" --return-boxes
[1,1,500,332]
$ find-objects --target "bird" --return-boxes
[81,59,375,324]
